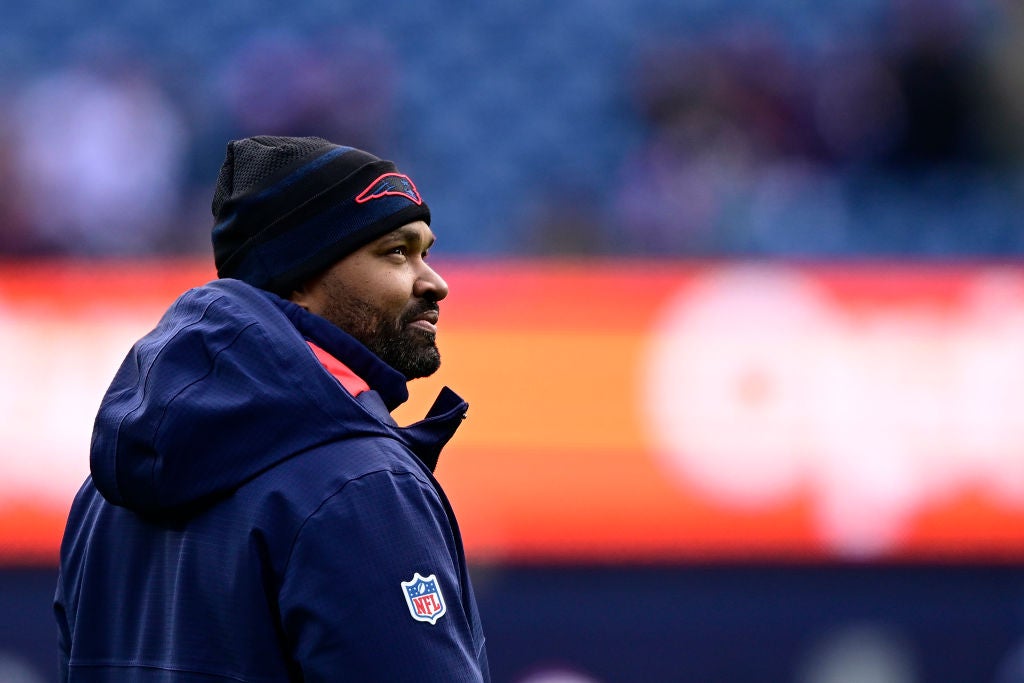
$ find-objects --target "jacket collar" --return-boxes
[262,290,468,472]
[355,387,468,471]
[264,291,409,411]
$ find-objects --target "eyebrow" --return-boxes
[382,226,436,248]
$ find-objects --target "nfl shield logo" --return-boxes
[401,573,447,625]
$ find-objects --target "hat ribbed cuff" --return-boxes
[220,197,430,292]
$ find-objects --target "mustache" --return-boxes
[400,300,440,326]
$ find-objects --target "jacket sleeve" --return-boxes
[278,468,486,682]
[54,573,70,682]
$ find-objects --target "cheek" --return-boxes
[382,290,415,322]
[355,279,412,323]
[322,263,416,320]
[372,272,416,310]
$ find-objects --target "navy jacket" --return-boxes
[54,279,489,682]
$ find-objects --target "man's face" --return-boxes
[291,220,449,379]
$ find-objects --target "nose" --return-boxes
[414,261,449,302]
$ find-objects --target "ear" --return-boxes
[286,267,331,313]
[287,282,315,311]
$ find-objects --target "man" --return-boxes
[54,136,490,681]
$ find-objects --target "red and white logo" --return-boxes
[355,173,423,205]
[401,572,446,625]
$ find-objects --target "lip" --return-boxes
[407,310,439,334]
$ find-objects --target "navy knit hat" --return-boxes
[211,135,430,294]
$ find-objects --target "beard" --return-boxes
[318,294,442,380]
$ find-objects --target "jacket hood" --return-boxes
[90,279,467,517]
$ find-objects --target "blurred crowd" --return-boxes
[0,0,1021,259]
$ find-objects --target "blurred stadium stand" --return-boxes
[0,0,1020,258]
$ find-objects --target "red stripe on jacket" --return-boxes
[307,342,371,397]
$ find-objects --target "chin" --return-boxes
[402,357,442,380]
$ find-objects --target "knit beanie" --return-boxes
[211,135,430,294]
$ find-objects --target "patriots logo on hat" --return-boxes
[401,573,447,625]
[355,172,423,205]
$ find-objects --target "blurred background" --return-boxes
[1,0,1024,681]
